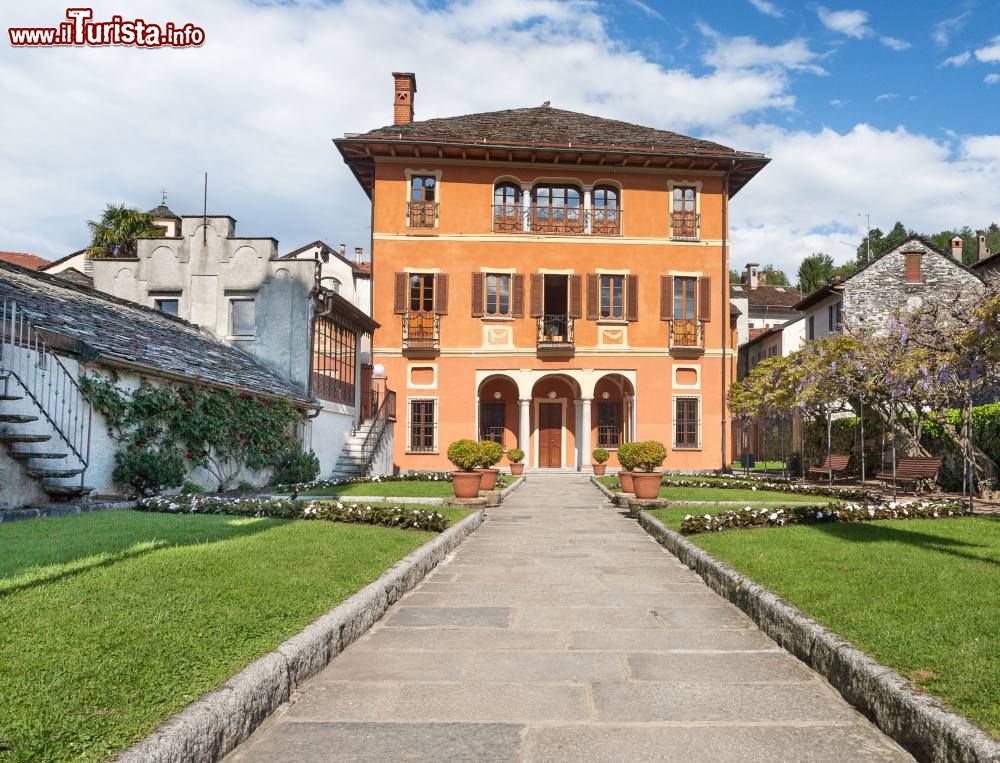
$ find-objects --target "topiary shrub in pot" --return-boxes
[592,447,609,476]
[447,439,484,498]
[507,447,525,476]
[617,442,637,493]
[631,440,667,499]
[476,440,504,490]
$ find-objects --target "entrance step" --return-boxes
[0,433,51,443]
[0,414,37,423]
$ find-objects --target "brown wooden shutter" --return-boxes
[569,274,583,319]
[586,274,600,320]
[905,253,922,283]
[699,276,712,321]
[471,273,485,318]
[530,273,544,318]
[626,274,639,322]
[512,274,525,318]
[393,272,407,314]
[434,273,449,315]
[660,275,672,321]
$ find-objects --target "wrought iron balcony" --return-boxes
[402,310,439,353]
[407,201,438,229]
[669,319,704,351]
[670,212,700,241]
[492,205,621,236]
[537,314,575,353]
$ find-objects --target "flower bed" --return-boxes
[603,474,876,501]
[135,495,450,532]
[680,499,966,535]
[273,472,508,496]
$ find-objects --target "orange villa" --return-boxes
[334,73,769,472]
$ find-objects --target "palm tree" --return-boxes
[86,204,163,258]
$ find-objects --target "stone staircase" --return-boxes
[329,420,377,480]
[329,390,396,481]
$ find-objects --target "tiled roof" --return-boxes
[358,106,753,157]
[0,261,315,407]
[730,284,803,309]
[0,251,50,269]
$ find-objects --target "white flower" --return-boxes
[768,512,778,521]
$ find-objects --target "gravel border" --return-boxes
[114,509,485,763]
[637,510,1000,763]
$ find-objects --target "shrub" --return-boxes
[113,446,186,497]
[632,440,667,472]
[447,439,481,471]
[617,442,638,471]
[592,447,610,464]
[270,449,320,486]
[180,481,206,496]
[477,440,504,469]
[237,481,257,493]
[507,447,525,464]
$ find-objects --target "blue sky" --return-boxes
[1,0,998,277]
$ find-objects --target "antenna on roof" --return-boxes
[202,172,208,245]
[160,188,168,205]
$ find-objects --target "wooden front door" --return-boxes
[538,402,562,468]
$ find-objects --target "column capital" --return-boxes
[518,398,532,405]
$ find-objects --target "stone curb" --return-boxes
[115,509,485,763]
[590,475,620,502]
[636,510,1000,763]
[0,500,132,524]
[498,474,526,501]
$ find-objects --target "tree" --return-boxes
[87,204,163,259]
[797,253,834,294]
[729,269,741,284]
[760,265,790,286]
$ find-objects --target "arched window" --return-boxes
[493,182,522,232]
[531,184,583,234]
[592,185,620,235]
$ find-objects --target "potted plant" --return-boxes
[447,439,484,498]
[631,440,667,500]
[508,447,525,476]
[592,447,609,476]
[476,440,504,490]
[617,441,636,493]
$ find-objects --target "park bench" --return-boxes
[807,454,851,481]
[878,457,943,494]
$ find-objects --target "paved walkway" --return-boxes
[230,473,911,762]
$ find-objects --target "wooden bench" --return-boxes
[808,454,850,481]
[878,457,943,493]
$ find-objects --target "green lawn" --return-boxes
[0,509,458,762]
[297,480,455,498]
[596,475,820,503]
[648,504,737,531]
[688,516,1000,737]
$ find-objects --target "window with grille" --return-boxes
[674,396,700,449]
[409,399,437,452]
[600,275,624,320]
[485,274,511,316]
[479,402,505,445]
[311,316,357,405]
[597,402,623,448]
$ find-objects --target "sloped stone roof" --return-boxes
[0,261,315,406]
[730,284,803,309]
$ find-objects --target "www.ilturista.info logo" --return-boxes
[8,8,205,48]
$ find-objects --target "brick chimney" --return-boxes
[744,263,759,290]
[392,72,417,125]
[951,236,964,261]
[979,233,993,262]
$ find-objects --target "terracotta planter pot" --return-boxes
[592,463,607,476]
[510,463,524,476]
[477,468,500,491]
[631,472,663,500]
[619,471,634,493]
[452,471,484,498]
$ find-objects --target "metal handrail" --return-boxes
[537,314,575,346]
[359,388,395,476]
[670,212,700,240]
[0,300,92,486]
[670,319,703,349]
[402,311,439,350]
[492,205,622,236]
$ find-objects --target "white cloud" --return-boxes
[875,93,899,102]
[941,51,972,67]
[829,98,846,107]
[880,36,911,51]
[975,35,1000,63]
[816,7,871,39]
[748,0,783,18]
[932,11,971,47]
[624,0,664,21]
[698,24,827,75]
[986,73,1000,86]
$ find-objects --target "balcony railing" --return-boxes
[537,314,575,351]
[670,319,703,350]
[407,201,438,229]
[402,310,439,353]
[670,212,700,241]
[480,426,505,447]
[492,205,621,236]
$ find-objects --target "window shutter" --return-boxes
[660,275,672,321]
[626,275,639,322]
[569,274,583,319]
[512,274,525,318]
[905,253,922,283]
[699,276,712,321]
[434,273,449,315]
[471,273,485,318]
[530,273,544,318]
[393,273,407,314]
[586,274,599,320]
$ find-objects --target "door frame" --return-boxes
[533,398,567,468]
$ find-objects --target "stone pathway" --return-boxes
[230,473,911,762]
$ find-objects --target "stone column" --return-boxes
[583,186,593,235]
[580,397,593,472]
[573,400,584,469]
[518,399,531,462]
[474,396,480,441]
[521,184,532,233]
